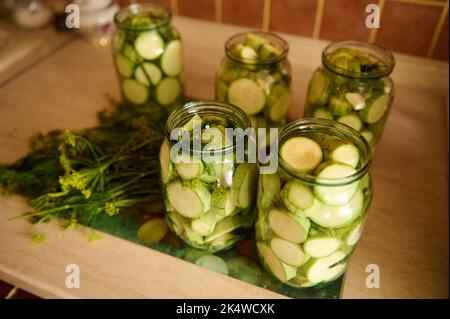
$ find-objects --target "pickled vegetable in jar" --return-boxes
[215,32,292,139]
[305,41,395,151]
[161,101,258,252]
[255,119,373,288]
[113,3,184,120]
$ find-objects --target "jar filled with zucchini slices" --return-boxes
[255,118,372,288]
[305,41,395,150]
[161,101,258,252]
[113,3,184,119]
[216,32,292,138]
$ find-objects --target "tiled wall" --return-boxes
[120,0,449,61]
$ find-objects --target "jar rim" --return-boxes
[225,31,289,65]
[322,40,395,79]
[277,118,372,186]
[114,3,171,31]
[166,100,251,155]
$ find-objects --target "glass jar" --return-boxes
[304,41,395,151]
[160,101,258,252]
[255,118,373,288]
[112,3,184,121]
[215,31,292,133]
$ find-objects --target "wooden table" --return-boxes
[0,17,448,299]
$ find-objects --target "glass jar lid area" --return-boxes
[114,3,171,31]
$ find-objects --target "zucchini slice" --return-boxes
[329,95,353,116]
[161,40,183,76]
[280,137,323,173]
[303,251,346,284]
[337,113,363,131]
[159,138,173,183]
[313,108,333,120]
[115,55,133,78]
[268,91,291,122]
[308,190,363,228]
[307,70,329,106]
[191,211,225,236]
[211,187,236,216]
[314,162,359,206]
[303,236,341,258]
[258,173,281,211]
[137,218,168,244]
[204,215,242,242]
[195,255,229,275]
[245,32,269,50]
[240,46,258,60]
[322,138,360,168]
[135,62,162,86]
[270,236,307,267]
[134,31,164,60]
[122,78,148,105]
[156,77,181,106]
[231,163,258,209]
[344,221,363,246]
[359,94,390,124]
[166,181,211,218]
[268,207,310,244]
[227,78,266,115]
[281,180,314,215]
[174,155,204,180]
[361,130,374,144]
[257,242,297,282]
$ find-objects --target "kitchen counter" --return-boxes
[0,16,448,299]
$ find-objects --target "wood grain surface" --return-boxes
[0,16,448,299]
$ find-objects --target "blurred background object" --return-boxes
[13,0,53,29]
[74,0,119,46]
[118,0,449,61]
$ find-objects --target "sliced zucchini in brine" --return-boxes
[359,94,390,124]
[302,251,346,284]
[227,78,266,115]
[161,40,183,76]
[231,163,258,209]
[270,236,307,267]
[166,180,211,218]
[281,180,314,216]
[307,69,329,106]
[337,113,363,131]
[308,190,363,228]
[256,242,297,282]
[303,236,341,258]
[314,161,360,206]
[135,62,162,86]
[134,31,164,60]
[156,77,181,106]
[122,79,148,105]
[115,54,134,77]
[280,136,323,173]
[322,138,360,168]
[268,207,310,244]
[313,108,333,120]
